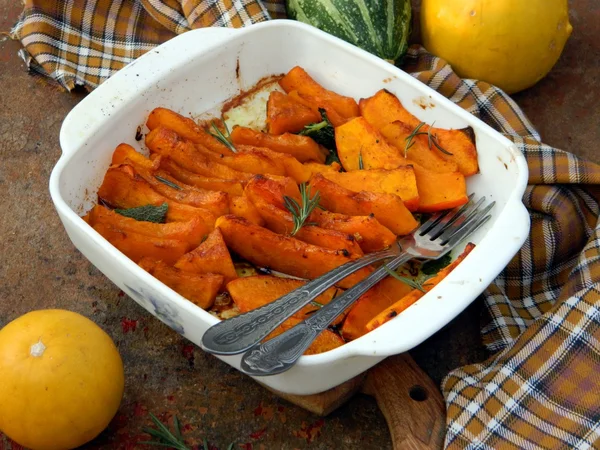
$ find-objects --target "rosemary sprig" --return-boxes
[155,175,182,191]
[417,122,454,156]
[140,413,234,450]
[403,122,426,157]
[283,183,321,236]
[140,413,189,450]
[305,288,340,316]
[404,121,454,157]
[358,151,364,170]
[209,119,237,153]
[304,298,328,316]
[383,265,434,293]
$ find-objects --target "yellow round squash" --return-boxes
[420,0,572,94]
[0,309,124,450]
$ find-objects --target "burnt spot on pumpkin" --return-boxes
[135,125,143,141]
[388,311,398,318]
[461,126,476,144]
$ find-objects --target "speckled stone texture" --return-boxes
[1,1,598,449]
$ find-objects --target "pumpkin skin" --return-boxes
[286,0,412,64]
[0,309,124,450]
[421,0,572,94]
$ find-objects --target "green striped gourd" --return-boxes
[286,0,412,64]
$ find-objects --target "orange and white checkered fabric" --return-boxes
[11,0,286,89]
[11,2,600,448]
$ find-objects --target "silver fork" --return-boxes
[201,195,492,357]
[236,197,495,376]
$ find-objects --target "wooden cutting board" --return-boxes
[260,353,446,449]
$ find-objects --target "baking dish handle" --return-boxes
[59,26,237,157]
[346,199,530,359]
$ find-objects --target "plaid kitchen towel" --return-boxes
[10,0,286,90]
[11,1,600,449]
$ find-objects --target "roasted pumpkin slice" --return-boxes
[146,107,234,155]
[216,215,372,289]
[279,66,359,119]
[366,243,476,331]
[85,205,208,250]
[93,223,188,265]
[287,90,347,127]
[235,145,312,183]
[266,91,321,135]
[145,126,252,182]
[174,228,238,283]
[226,276,346,325]
[265,317,345,355]
[97,164,216,226]
[311,210,396,254]
[244,175,363,256]
[379,121,459,174]
[429,127,479,177]
[139,258,223,309]
[412,164,468,213]
[303,161,342,178]
[230,126,328,163]
[309,174,419,236]
[359,89,479,176]
[111,143,155,169]
[335,117,408,171]
[319,167,419,211]
[156,157,244,196]
[121,159,229,217]
[228,193,265,227]
[359,89,419,130]
[341,277,414,341]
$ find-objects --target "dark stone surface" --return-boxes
[0,1,598,449]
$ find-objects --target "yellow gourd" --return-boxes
[420,0,572,94]
[0,309,124,450]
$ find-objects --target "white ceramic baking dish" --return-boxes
[50,20,530,396]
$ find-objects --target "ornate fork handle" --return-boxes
[201,246,399,355]
[240,252,414,376]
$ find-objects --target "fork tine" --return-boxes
[443,211,493,251]
[425,194,480,240]
[417,193,475,236]
[440,201,495,244]
[431,196,487,241]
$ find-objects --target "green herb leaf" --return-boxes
[298,108,339,166]
[284,183,321,236]
[140,413,234,450]
[383,265,433,293]
[114,203,168,223]
[325,151,342,166]
[155,175,182,191]
[421,253,452,275]
[411,121,454,156]
[358,151,364,170]
[140,413,190,450]
[404,122,426,158]
[209,120,237,153]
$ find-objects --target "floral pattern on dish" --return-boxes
[123,284,185,335]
